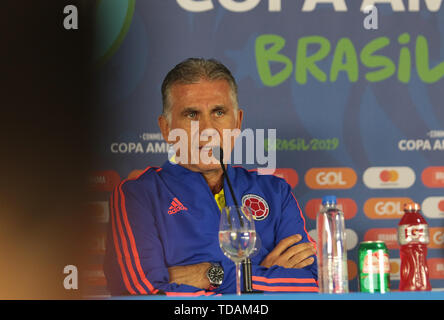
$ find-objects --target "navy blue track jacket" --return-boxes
[103,161,318,296]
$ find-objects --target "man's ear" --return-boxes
[158,115,170,143]
[236,109,243,130]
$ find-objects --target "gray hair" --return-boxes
[161,58,238,123]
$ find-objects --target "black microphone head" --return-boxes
[212,146,223,162]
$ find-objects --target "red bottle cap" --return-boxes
[403,202,421,212]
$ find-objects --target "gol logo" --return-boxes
[422,166,444,188]
[305,168,357,189]
[430,227,444,249]
[364,228,399,249]
[428,258,444,279]
[84,264,107,287]
[305,198,357,220]
[364,197,413,219]
[347,260,358,281]
[128,169,145,179]
[88,170,121,192]
[392,258,444,280]
[365,227,444,249]
[85,201,109,223]
[271,168,299,188]
[250,168,299,188]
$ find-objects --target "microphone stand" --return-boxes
[216,147,253,294]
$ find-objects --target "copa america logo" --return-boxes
[176,0,441,13]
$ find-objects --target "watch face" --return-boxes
[208,265,224,285]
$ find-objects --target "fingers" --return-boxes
[273,242,316,269]
[259,234,301,268]
[271,234,303,257]
[259,234,302,268]
[281,242,315,261]
[293,257,315,269]
[259,234,317,269]
[287,245,316,268]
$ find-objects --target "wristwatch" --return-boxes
[206,263,224,290]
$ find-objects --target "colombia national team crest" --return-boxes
[242,194,269,221]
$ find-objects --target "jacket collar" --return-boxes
[161,160,239,207]
[161,160,235,180]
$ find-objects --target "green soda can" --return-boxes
[358,241,390,293]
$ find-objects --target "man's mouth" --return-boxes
[199,145,218,151]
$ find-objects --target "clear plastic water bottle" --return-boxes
[316,195,349,293]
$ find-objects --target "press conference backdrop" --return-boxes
[85,0,444,296]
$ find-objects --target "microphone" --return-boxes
[213,146,253,293]
[212,147,240,208]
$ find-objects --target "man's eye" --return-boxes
[187,111,197,118]
[215,110,224,117]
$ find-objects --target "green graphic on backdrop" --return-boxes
[94,0,136,65]
[256,33,444,85]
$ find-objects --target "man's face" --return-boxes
[159,79,243,173]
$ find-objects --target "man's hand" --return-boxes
[260,234,316,269]
[168,262,211,289]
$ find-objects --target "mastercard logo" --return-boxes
[90,232,106,254]
[379,170,399,182]
[421,197,444,219]
[363,167,415,189]
[308,228,358,251]
[389,258,400,280]
[422,166,444,188]
[305,168,357,189]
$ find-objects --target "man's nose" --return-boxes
[198,114,217,133]
[199,115,219,141]
[198,113,212,131]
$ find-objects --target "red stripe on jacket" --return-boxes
[165,291,216,297]
[111,166,159,294]
[118,180,158,294]
[252,276,317,284]
[252,284,319,292]
[110,194,137,295]
[113,185,149,294]
[291,192,317,249]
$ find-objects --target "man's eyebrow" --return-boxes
[181,107,200,114]
[211,105,227,111]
